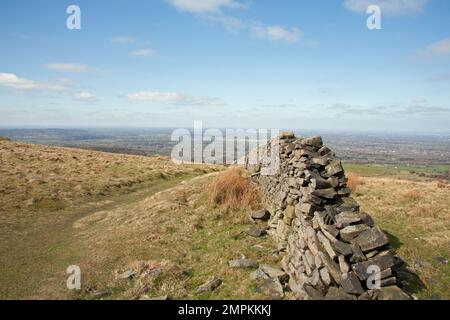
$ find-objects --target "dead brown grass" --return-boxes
[346,172,365,192]
[353,176,450,299]
[436,181,447,189]
[208,166,260,210]
[402,189,422,201]
[0,139,220,216]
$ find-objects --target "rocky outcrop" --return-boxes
[245,132,411,300]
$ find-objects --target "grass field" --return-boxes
[0,140,449,299]
[343,162,450,180]
[344,162,450,300]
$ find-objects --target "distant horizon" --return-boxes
[1,126,450,136]
[1,1,450,132]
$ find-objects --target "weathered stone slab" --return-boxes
[251,209,270,220]
[260,264,289,283]
[247,225,266,237]
[311,188,337,200]
[229,259,259,268]
[117,270,136,280]
[341,272,364,295]
[332,241,353,256]
[318,252,341,285]
[351,226,389,252]
[256,278,284,300]
[301,136,323,148]
[196,278,222,293]
[325,160,344,176]
[310,175,332,189]
[317,231,337,260]
[319,268,331,286]
[338,255,350,273]
[350,243,367,263]
[280,131,295,139]
[340,224,370,242]
[304,284,324,300]
[250,268,269,281]
[335,211,361,227]
[352,251,395,280]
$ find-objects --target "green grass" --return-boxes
[343,162,450,179]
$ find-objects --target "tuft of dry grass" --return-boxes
[402,189,422,202]
[436,181,447,189]
[208,166,260,211]
[346,172,365,192]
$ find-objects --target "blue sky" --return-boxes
[0,0,449,132]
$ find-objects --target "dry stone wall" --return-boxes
[246,131,411,300]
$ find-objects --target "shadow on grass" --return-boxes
[383,230,427,296]
[384,230,403,250]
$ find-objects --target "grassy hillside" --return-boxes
[0,140,449,299]
[345,164,450,300]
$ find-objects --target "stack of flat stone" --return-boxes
[245,132,411,300]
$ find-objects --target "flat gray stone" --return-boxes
[332,240,353,256]
[326,160,344,176]
[280,131,295,139]
[350,243,367,263]
[341,272,364,295]
[247,225,266,237]
[251,210,270,220]
[302,136,323,148]
[340,224,370,242]
[250,268,269,281]
[91,288,113,298]
[335,212,361,227]
[312,188,337,200]
[260,264,289,283]
[351,226,389,252]
[117,270,136,280]
[304,284,324,300]
[256,278,284,300]
[196,278,222,294]
[352,251,395,280]
[229,259,259,268]
[318,252,342,285]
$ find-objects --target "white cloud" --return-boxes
[44,63,95,73]
[111,36,136,45]
[129,48,154,58]
[343,0,429,15]
[74,91,97,101]
[201,14,245,33]
[251,24,302,43]
[166,0,243,14]
[167,0,245,33]
[127,91,225,106]
[421,38,450,56]
[0,73,65,91]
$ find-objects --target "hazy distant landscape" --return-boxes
[2,128,449,179]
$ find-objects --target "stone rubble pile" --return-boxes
[245,132,411,300]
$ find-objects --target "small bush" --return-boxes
[346,172,365,192]
[436,181,447,189]
[208,166,260,210]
